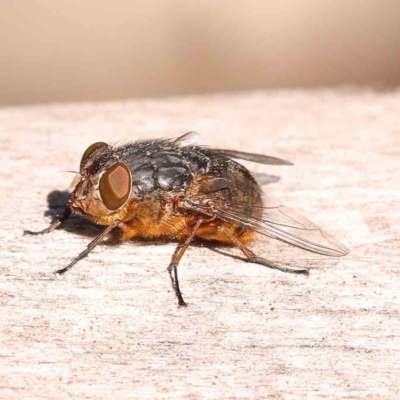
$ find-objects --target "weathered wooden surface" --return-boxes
[1,89,399,399]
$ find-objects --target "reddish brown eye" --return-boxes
[80,142,109,169]
[99,162,131,210]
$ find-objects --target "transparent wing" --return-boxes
[206,148,293,166]
[175,132,292,166]
[183,189,349,257]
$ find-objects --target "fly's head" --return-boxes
[68,142,135,222]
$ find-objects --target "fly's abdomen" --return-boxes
[208,157,263,218]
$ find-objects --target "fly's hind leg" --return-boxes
[24,206,72,236]
[167,217,203,307]
[220,227,309,275]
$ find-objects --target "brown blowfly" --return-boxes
[25,132,348,306]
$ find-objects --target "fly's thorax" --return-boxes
[119,142,196,194]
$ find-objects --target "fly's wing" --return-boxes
[175,132,293,166]
[183,183,349,257]
[206,149,293,166]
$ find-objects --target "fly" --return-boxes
[24,132,349,306]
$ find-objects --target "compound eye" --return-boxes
[99,162,131,210]
[80,142,109,169]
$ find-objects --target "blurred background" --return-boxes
[1,0,400,106]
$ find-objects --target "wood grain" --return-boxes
[1,89,399,399]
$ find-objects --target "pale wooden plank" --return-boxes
[0,89,399,399]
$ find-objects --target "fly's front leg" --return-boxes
[55,220,121,275]
[24,206,72,236]
[167,217,203,307]
[220,227,309,275]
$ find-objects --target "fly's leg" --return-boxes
[55,220,121,275]
[24,206,72,236]
[167,217,203,307]
[220,228,309,275]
